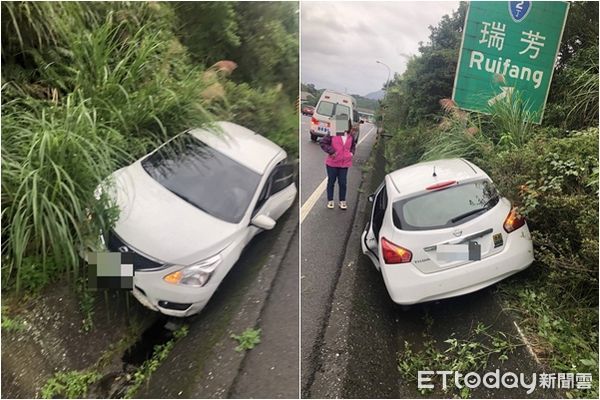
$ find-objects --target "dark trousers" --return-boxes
[326,166,348,201]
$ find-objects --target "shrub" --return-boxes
[211,81,299,158]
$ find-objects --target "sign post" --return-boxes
[452,1,569,124]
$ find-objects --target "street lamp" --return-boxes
[376,60,391,133]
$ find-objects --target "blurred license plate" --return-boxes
[437,242,481,262]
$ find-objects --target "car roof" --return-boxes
[386,158,489,197]
[188,121,285,174]
[319,90,357,105]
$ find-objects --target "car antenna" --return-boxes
[433,166,437,177]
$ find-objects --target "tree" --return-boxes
[173,2,240,65]
[381,2,467,128]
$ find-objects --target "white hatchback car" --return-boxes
[361,158,533,305]
[102,121,296,317]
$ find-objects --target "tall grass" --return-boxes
[420,99,493,162]
[566,64,599,126]
[487,89,536,149]
[1,3,212,292]
[1,97,128,291]
[418,90,537,163]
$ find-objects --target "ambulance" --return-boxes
[309,90,362,142]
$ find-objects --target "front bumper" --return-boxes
[132,267,216,317]
[379,227,534,304]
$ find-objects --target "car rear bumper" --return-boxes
[309,129,328,137]
[379,227,534,304]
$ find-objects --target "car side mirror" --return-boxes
[368,194,375,203]
[251,214,276,230]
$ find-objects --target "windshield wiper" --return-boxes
[450,196,498,223]
[450,207,488,223]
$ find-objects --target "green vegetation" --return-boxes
[124,324,189,398]
[38,319,169,399]
[1,306,27,332]
[1,2,298,295]
[231,327,262,352]
[398,319,518,398]
[381,2,598,398]
[76,278,95,332]
[41,370,101,399]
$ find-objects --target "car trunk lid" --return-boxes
[392,198,511,273]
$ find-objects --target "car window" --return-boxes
[353,109,360,122]
[316,101,351,119]
[253,163,294,215]
[392,180,499,231]
[316,101,335,117]
[270,164,294,195]
[335,104,350,119]
[141,133,261,224]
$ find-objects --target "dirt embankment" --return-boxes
[1,282,156,398]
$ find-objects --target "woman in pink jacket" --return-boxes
[319,120,357,210]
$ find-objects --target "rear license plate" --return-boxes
[437,242,481,262]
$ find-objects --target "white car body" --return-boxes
[104,121,296,317]
[361,158,534,305]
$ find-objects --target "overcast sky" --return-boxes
[301,1,460,96]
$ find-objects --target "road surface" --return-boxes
[300,115,377,394]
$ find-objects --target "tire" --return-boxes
[310,134,318,142]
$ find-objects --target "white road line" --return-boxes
[300,125,375,224]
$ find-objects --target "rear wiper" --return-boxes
[450,207,488,223]
[450,195,499,224]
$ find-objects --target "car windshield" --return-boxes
[392,180,499,231]
[141,133,261,224]
[316,101,351,118]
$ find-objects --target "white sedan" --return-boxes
[361,158,533,305]
[102,121,296,317]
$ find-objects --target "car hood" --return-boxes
[110,162,241,265]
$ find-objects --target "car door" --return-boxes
[362,182,387,269]
[262,163,296,220]
[247,162,296,241]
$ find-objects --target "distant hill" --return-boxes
[351,94,378,113]
[301,83,379,112]
[365,90,384,100]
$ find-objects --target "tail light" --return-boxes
[381,237,412,264]
[311,117,318,125]
[503,207,526,233]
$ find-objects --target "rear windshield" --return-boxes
[316,101,350,119]
[392,180,499,231]
[141,133,261,224]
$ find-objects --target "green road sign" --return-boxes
[452,1,569,124]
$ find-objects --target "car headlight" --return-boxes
[163,254,221,287]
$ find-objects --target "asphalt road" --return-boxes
[230,229,299,398]
[300,115,377,394]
